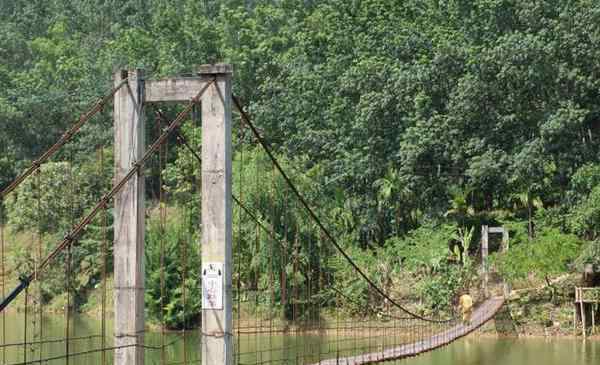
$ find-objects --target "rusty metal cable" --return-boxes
[4,335,187,365]
[0,195,4,363]
[268,163,275,359]
[0,78,128,200]
[0,334,104,349]
[0,79,214,313]
[65,144,77,365]
[100,145,108,365]
[327,285,413,321]
[65,241,72,365]
[182,136,190,365]
[253,153,260,365]
[230,94,455,324]
[35,169,43,362]
[155,112,289,254]
[23,287,27,364]
[236,118,244,365]
[101,203,108,365]
[229,192,396,329]
[156,112,167,365]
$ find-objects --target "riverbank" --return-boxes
[5,268,598,341]
[477,274,599,339]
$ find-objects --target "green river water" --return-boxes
[1,314,599,365]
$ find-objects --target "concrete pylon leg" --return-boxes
[199,64,233,365]
[481,225,489,298]
[113,69,145,365]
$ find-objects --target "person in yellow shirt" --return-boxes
[459,292,473,325]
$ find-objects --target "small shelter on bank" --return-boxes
[574,241,600,338]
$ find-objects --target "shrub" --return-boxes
[574,240,600,271]
[386,224,474,314]
[5,155,112,235]
[493,227,582,285]
[568,186,600,240]
[145,208,201,329]
[418,260,464,313]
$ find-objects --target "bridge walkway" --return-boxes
[313,296,505,365]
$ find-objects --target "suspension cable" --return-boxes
[0,79,128,199]
[157,107,443,325]
[230,93,454,323]
[0,79,214,313]
[155,112,167,365]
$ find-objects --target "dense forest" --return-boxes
[1,0,599,329]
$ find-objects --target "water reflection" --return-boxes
[1,314,599,365]
[405,337,600,365]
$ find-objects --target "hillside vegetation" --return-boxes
[1,1,599,329]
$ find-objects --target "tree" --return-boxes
[145,210,201,329]
[494,228,582,301]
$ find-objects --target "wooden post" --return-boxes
[502,228,509,252]
[481,225,489,298]
[573,304,577,336]
[579,288,587,339]
[199,64,233,365]
[592,303,596,335]
[113,69,145,365]
[581,302,587,339]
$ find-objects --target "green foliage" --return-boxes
[145,208,201,330]
[419,261,464,313]
[8,203,113,308]
[388,224,454,273]
[228,146,335,320]
[2,0,600,238]
[452,226,475,267]
[5,148,112,234]
[373,167,421,237]
[493,228,582,283]
[581,288,600,302]
[162,121,202,213]
[1,0,600,317]
[574,240,600,271]
[3,0,599,248]
[4,152,113,308]
[6,162,87,234]
[385,224,474,313]
[568,186,600,241]
[569,164,600,201]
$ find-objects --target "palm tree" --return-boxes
[445,186,475,228]
[510,189,543,240]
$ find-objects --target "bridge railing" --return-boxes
[0,68,507,365]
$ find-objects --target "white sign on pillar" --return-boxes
[200,63,233,365]
[113,63,233,365]
[202,262,224,310]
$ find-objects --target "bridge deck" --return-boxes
[313,296,505,365]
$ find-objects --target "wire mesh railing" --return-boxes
[0,71,506,365]
[228,87,505,365]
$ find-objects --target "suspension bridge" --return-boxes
[0,64,506,365]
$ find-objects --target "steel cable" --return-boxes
[230,93,454,324]
[162,123,403,333]
[0,79,214,313]
[0,79,128,199]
